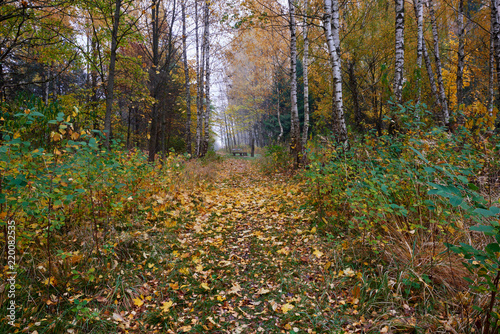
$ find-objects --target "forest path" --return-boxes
[147,159,357,333]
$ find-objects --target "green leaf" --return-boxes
[470,225,496,234]
[485,243,500,254]
[474,208,497,218]
[449,196,463,207]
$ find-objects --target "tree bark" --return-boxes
[195,0,205,157]
[414,0,423,104]
[348,60,363,132]
[324,0,348,148]
[427,0,450,127]
[456,0,465,124]
[201,0,210,157]
[489,4,496,118]
[148,0,160,162]
[277,85,283,142]
[104,0,122,149]
[288,0,300,165]
[394,0,405,103]
[491,0,500,109]
[182,0,192,156]
[302,1,310,154]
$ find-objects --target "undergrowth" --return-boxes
[299,124,500,332]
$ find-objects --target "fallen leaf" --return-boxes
[161,300,173,313]
[132,296,144,307]
[313,248,324,258]
[281,303,294,314]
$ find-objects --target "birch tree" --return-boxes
[104,0,122,149]
[393,0,404,103]
[182,0,192,156]
[414,0,423,103]
[301,0,310,154]
[456,0,465,125]
[427,0,449,127]
[195,0,205,157]
[201,0,211,157]
[324,0,348,148]
[492,0,500,102]
[288,0,301,164]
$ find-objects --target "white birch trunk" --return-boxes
[489,5,496,117]
[324,0,348,148]
[456,0,465,120]
[182,0,192,156]
[492,0,500,105]
[427,0,450,127]
[202,0,210,156]
[288,0,300,161]
[302,0,310,152]
[394,0,405,103]
[195,0,205,157]
[414,0,423,104]
[277,86,283,142]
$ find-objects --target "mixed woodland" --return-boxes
[3,0,500,332]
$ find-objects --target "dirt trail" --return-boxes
[158,159,344,333]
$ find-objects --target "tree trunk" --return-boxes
[394,0,405,103]
[324,0,349,148]
[250,126,255,157]
[427,0,450,127]
[148,0,160,162]
[182,0,192,156]
[491,0,500,110]
[195,0,205,157]
[277,85,283,142]
[302,2,310,154]
[489,9,496,118]
[201,0,210,157]
[348,60,363,132]
[104,0,122,149]
[288,0,300,165]
[414,0,423,104]
[456,0,465,125]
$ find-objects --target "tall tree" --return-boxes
[195,0,205,157]
[104,0,122,149]
[302,0,310,154]
[324,0,348,148]
[492,0,500,104]
[201,0,211,157]
[288,0,301,165]
[394,0,405,102]
[182,0,192,156]
[456,0,465,124]
[414,0,423,104]
[427,0,449,127]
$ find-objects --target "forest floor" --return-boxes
[100,158,413,334]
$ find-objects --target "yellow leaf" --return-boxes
[313,248,324,258]
[201,282,210,290]
[161,300,173,313]
[132,296,144,307]
[43,277,56,286]
[169,282,179,290]
[281,303,294,314]
[257,287,270,295]
[310,226,317,233]
[179,267,190,275]
[216,295,226,301]
[324,261,332,270]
